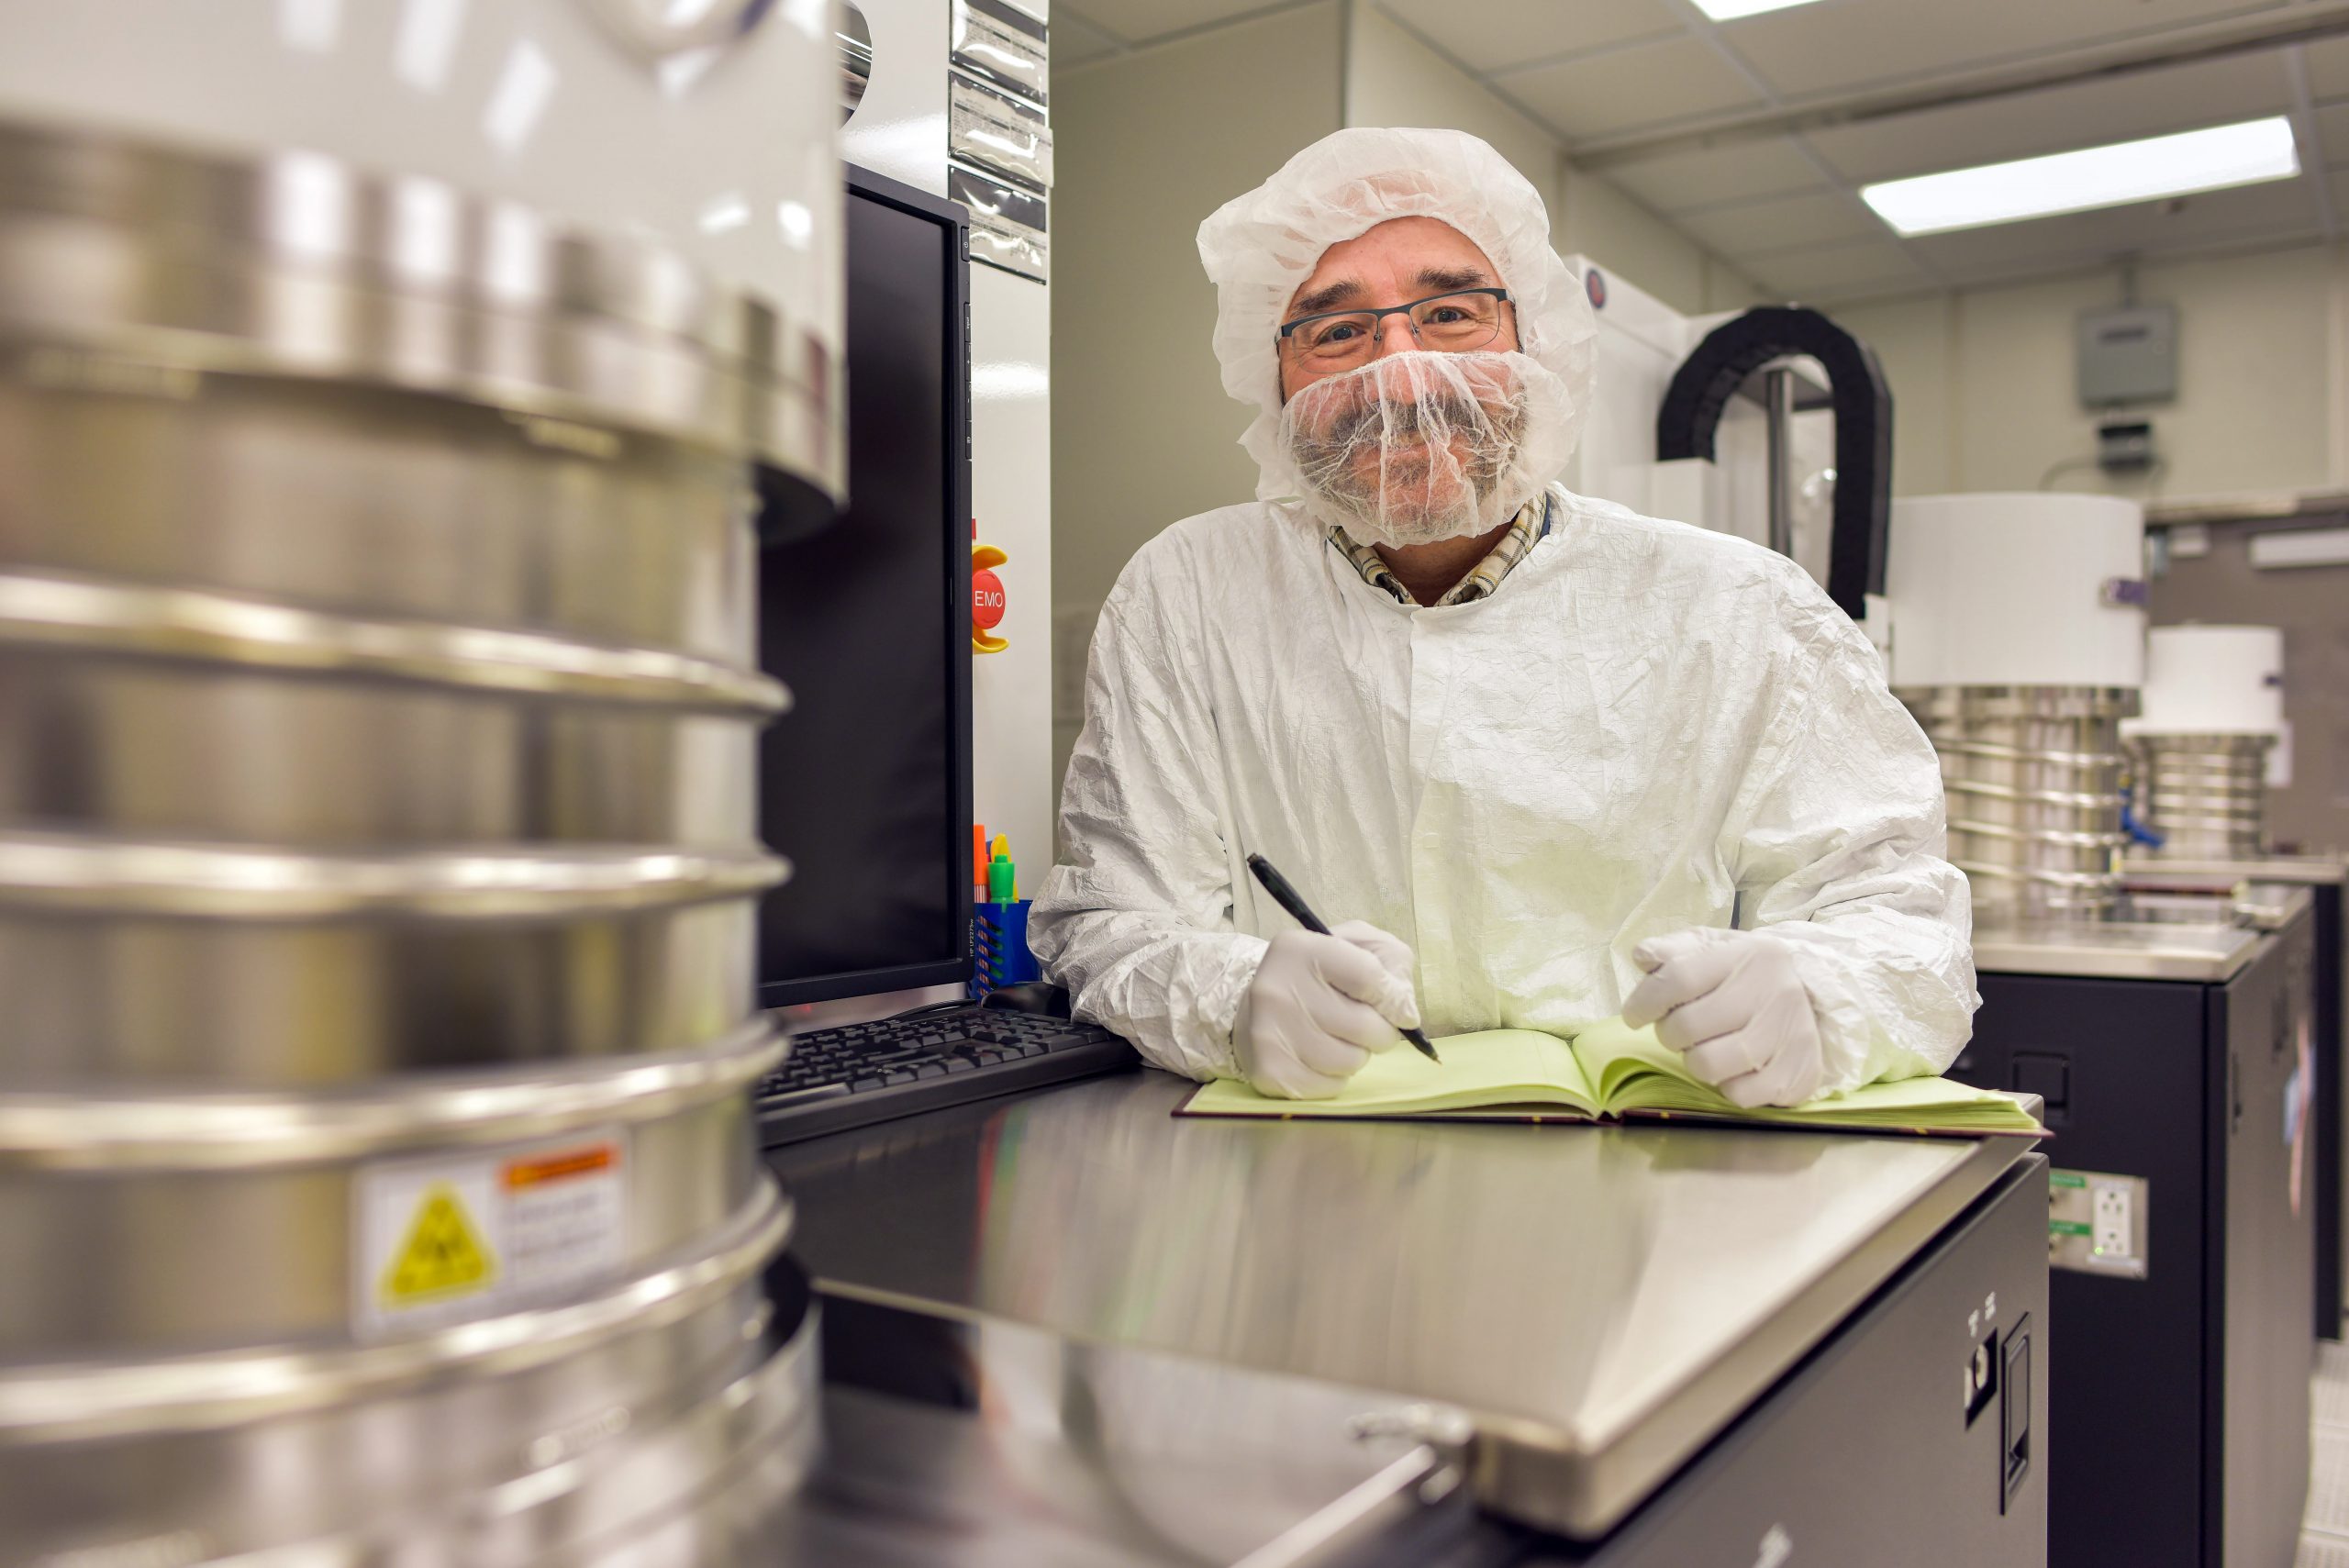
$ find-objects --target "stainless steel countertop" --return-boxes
[2123,852,2346,887]
[2235,883,2319,932]
[770,1073,2032,1539]
[1972,916,2266,980]
[756,1344,1489,1568]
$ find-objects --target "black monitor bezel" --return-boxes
[756,164,974,1008]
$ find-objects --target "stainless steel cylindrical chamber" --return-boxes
[0,116,835,491]
[0,114,822,1565]
[2129,731,2276,861]
[1901,685,2134,921]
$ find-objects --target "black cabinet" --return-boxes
[1951,920,2316,1568]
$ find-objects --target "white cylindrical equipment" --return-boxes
[2129,626,2285,736]
[2124,626,2287,858]
[1888,494,2148,921]
[1887,493,2146,691]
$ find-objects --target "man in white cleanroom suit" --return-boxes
[1030,128,1976,1107]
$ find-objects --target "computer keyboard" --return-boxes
[754,1005,1138,1146]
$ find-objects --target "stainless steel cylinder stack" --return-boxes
[1903,686,2135,920]
[2130,733,2277,860]
[0,118,832,1565]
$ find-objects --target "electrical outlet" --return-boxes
[2092,1183,2133,1261]
[2049,1167,2148,1277]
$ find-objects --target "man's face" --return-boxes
[1277,217,1518,399]
[1276,217,1525,544]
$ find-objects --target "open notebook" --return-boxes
[1182,1018,2045,1139]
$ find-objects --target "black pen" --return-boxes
[1245,853,1441,1064]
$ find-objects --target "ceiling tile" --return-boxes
[1676,188,1888,255]
[1374,0,1679,75]
[1904,176,2321,272]
[2319,100,2349,167]
[1720,0,2285,101]
[2306,35,2349,101]
[1798,276,1940,306]
[1927,228,2325,295]
[1806,53,2293,183]
[1051,7,1124,69]
[1603,135,1828,211]
[1745,238,1924,296]
[1499,35,1765,142]
[1052,0,1289,45]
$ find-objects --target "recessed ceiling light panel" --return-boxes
[1692,0,1831,19]
[1861,117,2301,237]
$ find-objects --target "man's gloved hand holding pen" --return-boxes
[1623,929,1827,1108]
[1233,921,1421,1100]
[1230,912,1830,1106]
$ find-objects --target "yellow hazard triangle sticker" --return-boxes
[381,1184,497,1305]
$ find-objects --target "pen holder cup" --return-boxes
[972,899,1040,998]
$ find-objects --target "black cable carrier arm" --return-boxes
[1653,306,1893,621]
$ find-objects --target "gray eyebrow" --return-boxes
[1286,266,1497,323]
[1287,277,1366,318]
[1416,264,1492,293]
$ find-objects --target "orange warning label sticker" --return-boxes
[504,1145,618,1188]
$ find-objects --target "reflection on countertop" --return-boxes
[772,1070,2015,1458]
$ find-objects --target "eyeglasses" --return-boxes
[1278,287,1513,368]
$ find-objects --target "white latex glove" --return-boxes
[1621,929,1826,1108]
[1232,920,1421,1100]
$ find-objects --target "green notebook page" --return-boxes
[1184,1019,2042,1135]
[1185,1029,1598,1118]
[1570,1018,2042,1133]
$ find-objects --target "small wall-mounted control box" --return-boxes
[2077,303,2177,406]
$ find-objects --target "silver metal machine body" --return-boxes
[2123,625,2287,862]
[2129,732,2277,860]
[0,6,846,1558]
[1906,685,2134,920]
[1886,493,2148,922]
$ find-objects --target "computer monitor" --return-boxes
[755,167,973,1006]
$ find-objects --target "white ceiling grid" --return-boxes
[1054,0,2349,300]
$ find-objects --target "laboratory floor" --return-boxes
[2300,1342,2349,1565]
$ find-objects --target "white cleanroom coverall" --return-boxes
[1030,485,1976,1098]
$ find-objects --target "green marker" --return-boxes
[987,833,1017,903]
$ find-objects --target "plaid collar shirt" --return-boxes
[1330,494,1553,607]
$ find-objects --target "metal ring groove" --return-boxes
[1954,860,2121,891]
[0,831,786,919]
[1942,777,2131,812]
[0,571,788,713]
[0,1018,784,1169]
[1948,817,2129,851]
[1930,737,2125,771]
